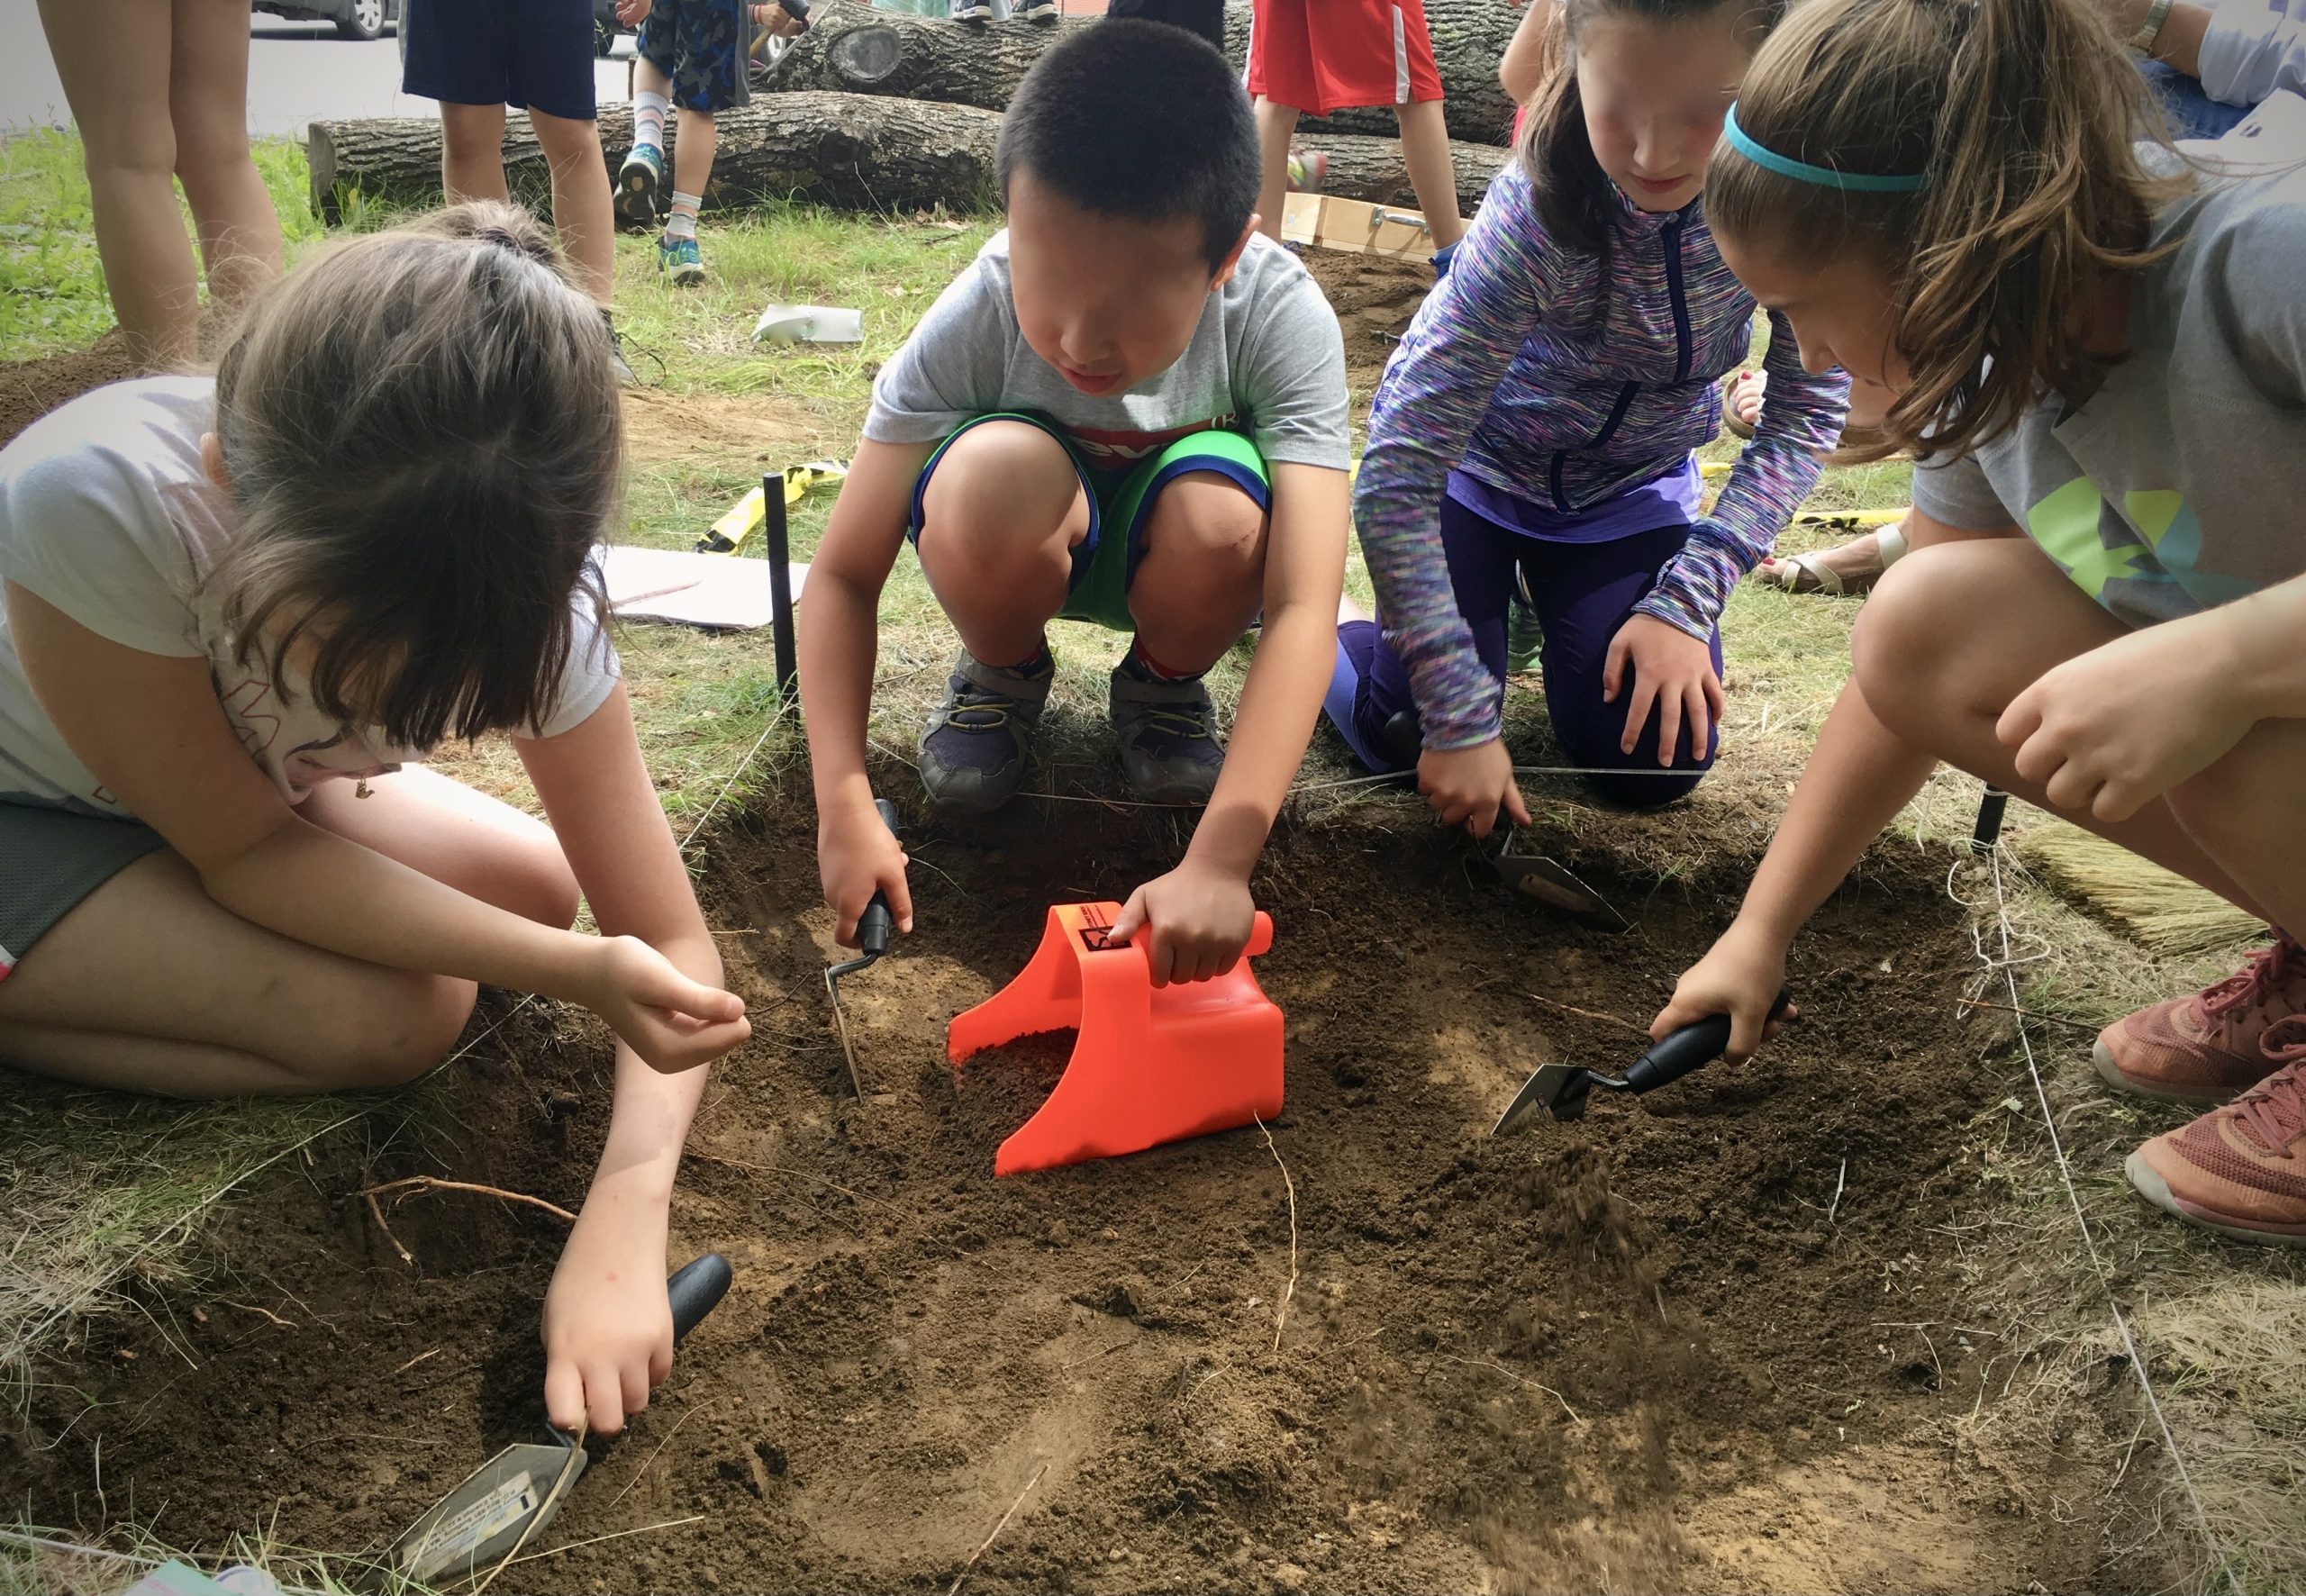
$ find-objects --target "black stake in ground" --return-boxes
[1972,784,2010,854]
[765,471,799,707]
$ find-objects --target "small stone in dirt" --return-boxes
[1045,1220,1071,1247]
[1272,1562,1311,1592]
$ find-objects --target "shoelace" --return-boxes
[2237,1022,2306,1156]
[1136,703,1213,744]
[2196,933,2304,1028]
[941,680,1021,734]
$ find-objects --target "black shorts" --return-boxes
[0,801,166,982]
[402,0,599,122]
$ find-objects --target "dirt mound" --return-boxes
[622,385,836,471]
[1306,251,1435,388]
[0,334,141,452]
[0,792,2154,1593]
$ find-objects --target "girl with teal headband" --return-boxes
[1656,0,2306,1248]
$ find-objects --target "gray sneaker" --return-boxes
[919,649,1053,814]
[1110,660,1223,804]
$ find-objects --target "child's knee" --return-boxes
[503,836,581,929]
[305,973,474,1089]
[1850,543,1983,705]
[1137,477,1268,603]
[919,423,1079,558]
[1582,765,1707,810]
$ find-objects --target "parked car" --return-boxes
[252,0,400,41]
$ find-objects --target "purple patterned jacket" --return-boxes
[1354,157,1852,751]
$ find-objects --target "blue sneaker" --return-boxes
[617,142,663,230]
[658,233,704,286]
[1110,657,1223,805]
[920,649,1054,813]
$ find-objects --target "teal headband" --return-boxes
[1721,104,1930,194]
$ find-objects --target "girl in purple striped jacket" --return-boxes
[1323,0,1851,819]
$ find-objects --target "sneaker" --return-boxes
[951,0,993,18]
[1110,657,1223,805]
[919,649,1054,814]
[2127,1038,2306,1247]
[617,142,664,230]
[658,233,705,286]
[2093,933,2306,1104]
[1287,149,1329,193]
[1017,0,1058,19]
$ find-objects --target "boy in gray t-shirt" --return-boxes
[796,21,1351,986]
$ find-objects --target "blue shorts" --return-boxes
[637,0,752,113]
[906,413,1269,634]
[402,0,599,122]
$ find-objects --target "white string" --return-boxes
[1961,841,2235,1590]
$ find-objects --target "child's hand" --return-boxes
[615,0,652,25]
[582,936,750,1074]
[1603,614,1723,765]
[1997,617,2252,822]
[1652,922,1795,1063]
[1416,738,1532,839]
[542,1204,670,1437]
[1109,861,1257,986]
[818,800,913,947]
[752,1,806,33]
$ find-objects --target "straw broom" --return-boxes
[2020,822,2266,956]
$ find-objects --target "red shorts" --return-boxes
[1248,0,1445,113]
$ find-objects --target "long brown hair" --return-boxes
[206,202,620,748]
[1516,0,1790,257]
[1706,0,2183,461]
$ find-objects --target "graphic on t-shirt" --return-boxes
[1065,415,1240,470]
[2024,475,2255,612]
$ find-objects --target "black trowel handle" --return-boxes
[857,798,901,957]
[1622,986,1793,1094]
[668,1252,734,1343]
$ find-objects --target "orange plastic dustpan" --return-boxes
[948,902,1284,1175]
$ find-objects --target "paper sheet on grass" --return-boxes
[595,543,804,630]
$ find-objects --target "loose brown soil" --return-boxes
[0,333,141,452]
[1,792,2156,1594]
[1305,251,1434,391]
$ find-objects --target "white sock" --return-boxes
[667,193,702,240]
[633,91,668,155]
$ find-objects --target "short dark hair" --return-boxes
[996,19,1259,273]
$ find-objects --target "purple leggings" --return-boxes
[1326,498,1719,809]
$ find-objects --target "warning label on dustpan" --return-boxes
[406,1471,540,1567]
[1075,903,1120,954]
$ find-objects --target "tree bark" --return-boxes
[306,95,1505,221]
[307,94,1003,222]
[763,0,1521,146]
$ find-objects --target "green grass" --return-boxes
[6,128,2305,1594]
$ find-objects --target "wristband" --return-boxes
[2129,0,2174,57]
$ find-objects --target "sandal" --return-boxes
[1755,523,1908,596]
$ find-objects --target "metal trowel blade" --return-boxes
[1494,852,1630,932]
[386,1440,586,1587]
[1492,1062,1592,1134]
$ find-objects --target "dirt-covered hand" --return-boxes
[1997,617,2252,823]
[1416,738,1532,839]
[1108,862,1256,987]
[817,799,913,947]
[582,936,750,1074]
[1603,614,1722,766]
[1652,923,1795,1064]
[542,1207,670,1437]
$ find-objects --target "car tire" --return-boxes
[334,0,386,40]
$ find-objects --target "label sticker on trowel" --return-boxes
[413,1471,540,1565]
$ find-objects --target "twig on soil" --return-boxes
[217,1300,295,1329]
[948,1461,1049,1596]
[1431,1352,1583,1424]
[390,1347,440,1376]
[1252,1112,1298,1354]
[364,1190,413,1266]
[472,1417,586,1596]
[1954,996,2101,1034]
[506,1515,707,1567]
[359,1176,577,1225]
[1523,994,1647,1036]
[1828,1159,1848,1226]
[605,1403,706,1512]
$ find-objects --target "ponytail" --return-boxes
[1709,0,2182,461]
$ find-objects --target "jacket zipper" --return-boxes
[1547,208,1695,512]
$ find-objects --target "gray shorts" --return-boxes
[0,801,167,978]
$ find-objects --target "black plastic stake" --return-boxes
[1972,784,2009,854]
[764,471,798,707]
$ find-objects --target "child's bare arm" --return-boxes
[1500,0,1553,104]
[795,438,936,944]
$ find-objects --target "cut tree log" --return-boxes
[763,0,1521,147]
[306,93,1507,222]
[307,94,1003,222]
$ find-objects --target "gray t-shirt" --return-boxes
[1912,97,2306,628]
[863,230,1352,474]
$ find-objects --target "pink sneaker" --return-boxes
[2093,934,2306,1104]
[2128,1031,2306,1247]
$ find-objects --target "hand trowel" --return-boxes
[1493,987,1793,1132]
[383,1252,734,1587]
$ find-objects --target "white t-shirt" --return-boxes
[0,377,621,819]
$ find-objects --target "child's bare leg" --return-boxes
[530,110,615,306]
[1129,473,1267,674]
[1393,97,1466,251]
[440,103,512,203]
[35,0,201,367]
[1854,539,2275,920]
[672,108,718,210]
[168,0,282,332]
[0,771,578,1096]
[913,422,1086,664]
[1253,97,1303,241]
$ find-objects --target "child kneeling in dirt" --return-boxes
[0,204,749,1438]
[798,21,1351,986]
